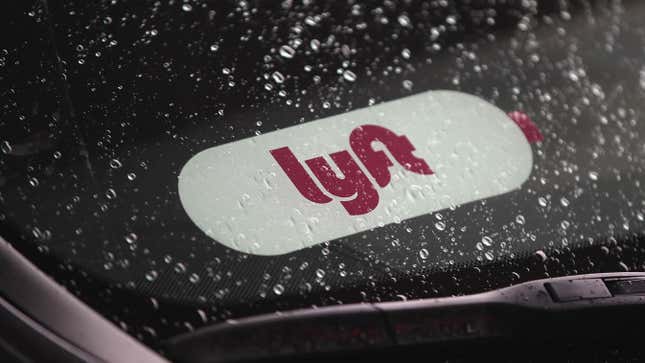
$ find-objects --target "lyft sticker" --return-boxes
[178,91,537,255]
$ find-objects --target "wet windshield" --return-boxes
[2,0,645,349]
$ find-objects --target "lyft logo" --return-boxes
[178,91,537,255]
[270,125,433,215]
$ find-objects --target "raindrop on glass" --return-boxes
[105,188,117,199]
[273,283,285,295]
[145,270,158,281]
[189,273,200,283]
[272,71,285,84]
[279,45,295,59]
[1,141,12,154]
[125,233,138,244]
[342,69,357,82]
[109,159,122,169]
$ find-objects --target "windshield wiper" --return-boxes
[165,272,645,362]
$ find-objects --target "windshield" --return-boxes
[2,0,645,350]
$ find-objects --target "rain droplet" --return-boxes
[515,215,525,225]
[197,309,207,323]
[272,71,285,84]
[125,233,138,244]
[273,283,285,295]
[402,80,413,90]
[310,39,320,51]
[145,270,158,281]
[109,158,122,169]
[1,140,13,154]
[28,177,39,187]
[315,268,325,279]
[534,250,547,262]
[127,173,137,181]
[588,171,599,181]
[105,188,117,199]
[279,45,295,59]
[342,69,357,82]
[397,14,411,27]
[482,236,493,246]
[434,221,446,231]
[189,273,200,283]
[181,4,193,12]
[538,197,548,207]
[419,248,429,259]
[174,262,187,274]
[560,197,570,207]
[484,251,494,261]
[210,44,219,52]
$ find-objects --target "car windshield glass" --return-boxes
[2,0,645,349]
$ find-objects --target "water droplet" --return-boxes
[534,250,547,262]
[279,45,295,59]
[397,14,411,27]
[272,71,285,84]
[434,221,446,231]
[482,236,493,246]
[401,48,411,59]
[127,173,136,181]
[181,3,193,12]
[109,158,122,169]
[588,171,599,181]
[125,233,137,244]
[210,44,219,52]
[419,248,429,259]
[273,283,284,295]
[310,39,320,51]
[402,80,413,90]
[560,197,570,207]
[342,69,357,82]
[538,197,548,207]
[28,177,39,187]
[430,28,440,40]
[189,273,200,283]
[174,262,186,274]
[484,251,494,261]
[145,270,158,281]
[1,140,13,154]
[515,215,525,225]
[105,188,117,199]
[568,71,579,82]
[53,151,62,159]
[197,309,208,323]
[315,268,325,279]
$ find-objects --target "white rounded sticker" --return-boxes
[178,91,535,255]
